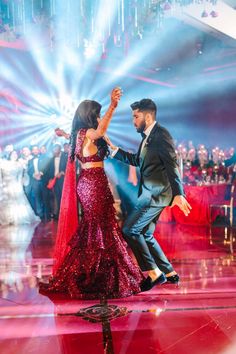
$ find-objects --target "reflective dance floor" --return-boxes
[0,221,236,354]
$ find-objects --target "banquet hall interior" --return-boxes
[0,1,236,354]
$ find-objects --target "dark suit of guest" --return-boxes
[28,155,51,220]
[225,154,236,167]
[48,152,67,217]
[114,122,184,274]
[225,153,236,183]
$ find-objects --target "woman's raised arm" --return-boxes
[86,87,122,141]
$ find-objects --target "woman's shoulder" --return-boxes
[77,128,88,137]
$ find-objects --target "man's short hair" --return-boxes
[130,99,157,115]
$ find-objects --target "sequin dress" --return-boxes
[39,129,143,299]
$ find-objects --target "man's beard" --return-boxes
[136,122,146,133]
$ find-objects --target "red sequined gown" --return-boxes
[39,129,143,299]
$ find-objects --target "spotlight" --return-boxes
[201,10,208,18]
[196,42,203,55]
[114,34,122,47]
[163,2,171,11]
[210,10,219,17]
[84,46,96,59]
[84,40,96,59]
[30,135,39,146]
[59,95,72,107]
[50,113,57,120]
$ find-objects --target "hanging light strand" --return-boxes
[12,1,15,31]
[22,0,26,34]
[31,0,34,19]
[121,0,125,32]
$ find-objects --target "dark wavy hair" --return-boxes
[69,100,109,161]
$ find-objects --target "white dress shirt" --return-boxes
[140,121,156,154]
[54,154,61,176]
[111,121,157,157]
[33,158,39,174]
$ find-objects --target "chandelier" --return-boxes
[0,0,219,52]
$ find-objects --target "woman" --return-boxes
[0,150,40,225]
[39,88,144,299]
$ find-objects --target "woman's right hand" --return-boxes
[55,128,70,140]
[111,87,122,108]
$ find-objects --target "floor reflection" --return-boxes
[0,222,235,354]
[60,299,129,354]
[0,224,38,292]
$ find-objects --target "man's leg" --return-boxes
[23,184,34,210]
[42,184,51,221]
[32,180,44,219]
[123,202,173,274]
[142,218,174,274]
[54,178,64,217]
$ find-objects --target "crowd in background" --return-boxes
[0,139,235,225]
[0,141,69,223]
[175,141,236,185]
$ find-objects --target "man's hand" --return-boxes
[33,172,42,180]
[56,171,65,178]
[104,135,117,151]
[170,195,192,216]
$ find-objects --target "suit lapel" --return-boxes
[139,123,159,171]
[139,144,147,168]
[137,139,144,158]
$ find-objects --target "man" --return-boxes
[225,151,236,224]
[63,142,70,157]
[110,99,191,291]
[28,145,51,222]
[47,144,67,219]
[40,145,49,158]
[225,152,236,170]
